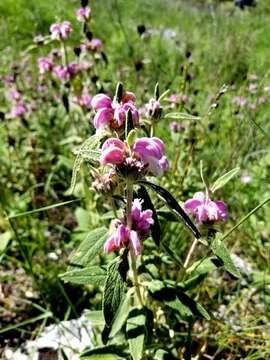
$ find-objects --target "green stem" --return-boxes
[221,196,270,241]
[126,179,144,307]
[183,238,198,269]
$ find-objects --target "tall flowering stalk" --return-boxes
[64,82,242,360]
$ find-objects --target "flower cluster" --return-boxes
[104,199,154,256]
[76,7,91,22]
[184,192,228,224]
[100,137,169,177]
[50,21,73,40]
[91,92,139,131]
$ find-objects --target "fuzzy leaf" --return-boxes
[110,294,132,337]
[127,308,146,360]
[211,167,240,193]
[60,266,106,286]
[139,181,200,239]
[165,112,200,120]
[80,344,127,359]
[69,227,108,267]
[103,254,128,327]
[211,237,240,278]
[69,134,104,194]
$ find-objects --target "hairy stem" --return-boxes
[183,238,198,269]
[126,179,143,306]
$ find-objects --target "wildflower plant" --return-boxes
[61,80,245,359]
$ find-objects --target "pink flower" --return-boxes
[184,192,228,224]
[53,63,79,82]
[76,7,91,22]
[170,121,186,133]
[50,21,72,40]
[131,199,154,237]
[91,91,139,130]
[169,94,180,105]
[90,38,103,50]
[38,57,53,74]
[249,83,257,94]
[133,137,169,176]
[10,89,21,101]
[146,98,161,118]
[232,96,247,107]
[104,199,154,256]
[100,138,126,166]
[10,102,27,118]
[53,65,68,82]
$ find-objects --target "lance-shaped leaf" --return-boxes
[103,252,129,327]
[69,133,104,194]
[210,167,240,193]
[69,227,108,267]
[60,266,107,287]
[137,185,161,246]
[80,344,128,359]
[210,236,240,278]
[127,308,147,360]
[138,181,200,239]
[165,112,201,121]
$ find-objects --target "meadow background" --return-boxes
[0,0,270,358]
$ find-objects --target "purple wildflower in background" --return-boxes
[184,192,228,224]
[38,57,53,74]
[50,21,73,40]
[76,7,91,22]
[232,96,247,107]
[10,102,27,118]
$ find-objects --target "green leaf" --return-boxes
[0,231,12,252]
[211,237,240,278]
[60,266,106,286]
[166,298,192,319]
[139,181,200,239]
[154,349,172,360]
[176,291,211,320]
[80,344,127,359]
[165,112,201,120]
[69,134,104,194]
[69,227,108,267]
[103,254,128,327]
[127,308,146,360]
[85,310,105,326]
[210,167,240,193]
[110,293,132,337]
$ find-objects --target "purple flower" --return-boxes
[184,192,228,224]
[50,21,72,40]
[76,7,91,22]
[10,102,27,118]
[146,98,161,118]
[91,91,139,130]
[169,94,180,105]
[10,88,21,101]
[232,96,247,107]
[90,38,103,50]
[38,57,53,74]
[248,83,257,94]
[133,137,169,176]
[100,138,126,166]
[104,199,154,256]
[131,199,154,237]
[53,65,68,82]
[170,121,186,133]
